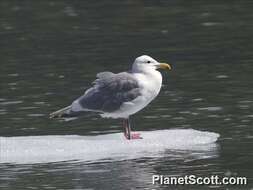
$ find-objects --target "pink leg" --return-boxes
[123,118,142,140]
[123,119,130,139]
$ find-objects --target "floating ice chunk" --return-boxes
[0,129,219,164]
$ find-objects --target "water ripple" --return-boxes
[0,100,23,106]
[197,107,223,111]
[27,114,45,117]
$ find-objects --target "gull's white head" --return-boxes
[132,55,171,73]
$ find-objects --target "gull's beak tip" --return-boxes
[158,63,172,70]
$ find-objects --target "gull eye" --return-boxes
[147,61,151,63]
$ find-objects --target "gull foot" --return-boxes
[131,132,143,140]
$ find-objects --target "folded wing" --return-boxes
[71,71,141,113]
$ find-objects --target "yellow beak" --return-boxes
[158,63,172,70]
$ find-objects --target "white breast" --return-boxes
[136,70,162,99]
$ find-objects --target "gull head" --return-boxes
[132,55,171,73]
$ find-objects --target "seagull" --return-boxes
[50,55,171,140]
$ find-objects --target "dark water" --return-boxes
[1,0,253,189]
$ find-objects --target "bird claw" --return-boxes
[131,133,142,139]
[124,132,142,140]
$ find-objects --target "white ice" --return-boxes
[0,129,219,164]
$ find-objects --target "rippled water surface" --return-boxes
[1,0,253,189]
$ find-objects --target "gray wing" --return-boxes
[72,71,141,113]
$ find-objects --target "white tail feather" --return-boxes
[49,106,71,118]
